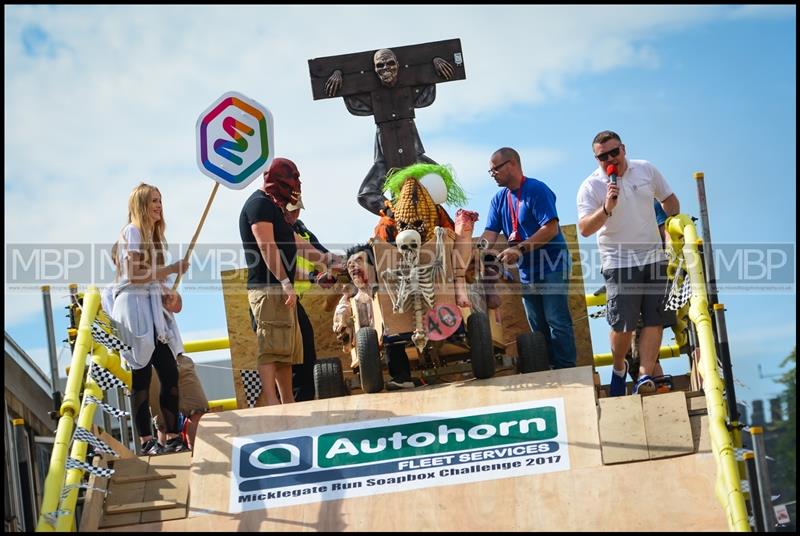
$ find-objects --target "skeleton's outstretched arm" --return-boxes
[325,70,343,96]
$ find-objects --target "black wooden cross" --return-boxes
[309,39,466,215]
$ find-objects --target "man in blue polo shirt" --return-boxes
[480,147,577,369]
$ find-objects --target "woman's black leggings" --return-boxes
[131,341,179,437]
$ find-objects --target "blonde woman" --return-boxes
[111,183,189,455]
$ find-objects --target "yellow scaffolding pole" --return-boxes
[183,337,230,353]
[36,287,101,531]
[593,344,681,367]
[667,214,750,532]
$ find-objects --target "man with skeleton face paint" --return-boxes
[239,157,340,404]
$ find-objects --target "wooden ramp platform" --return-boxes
[97,366,727,532]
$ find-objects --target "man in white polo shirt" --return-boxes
[577,131,680,396]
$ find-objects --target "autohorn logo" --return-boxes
[239,437,312,478]
[230,399,571,513]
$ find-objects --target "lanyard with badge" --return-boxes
[506,176,526,245]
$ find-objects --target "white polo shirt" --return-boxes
[577,159,673,269]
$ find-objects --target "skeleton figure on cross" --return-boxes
[308,39,466,216]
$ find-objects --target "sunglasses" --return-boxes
[489,160,511,174]
[595,146,622,162]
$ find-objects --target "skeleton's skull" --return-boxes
[396,229,422,264]
[374,48,399,87]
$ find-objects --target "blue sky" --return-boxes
[4,5,796,413]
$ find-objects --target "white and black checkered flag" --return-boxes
[61,482,108,500]
[589,306,607,319]
[241,369,262,408]
[73,426,118,456]
[666,276,693,311]
[89,362,128,393]
[84,394,129,418]
[91,322,131,353]
[65,457,115,479]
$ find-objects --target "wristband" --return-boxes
[280,277,291,286]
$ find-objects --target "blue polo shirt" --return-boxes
[654,199,668,226]
[485,176,569,283]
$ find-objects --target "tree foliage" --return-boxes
[771,346,796,503]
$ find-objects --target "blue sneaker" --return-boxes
[609,360,629,397]
[633,375,656,395]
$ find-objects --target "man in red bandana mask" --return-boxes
[264,157,304,217]
[239,157,338,405]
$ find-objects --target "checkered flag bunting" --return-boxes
[73,426,118,456]
[42,509,71,526]
[65,457,115,479]
[665,276,692,311]
[61,482,108,500]
[241,369,262,408]
[84,394,129,418]
[91,321,131,353]
[589,306,607,319]
[89,362,128,392]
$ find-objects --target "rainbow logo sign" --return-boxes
[196,91,274,189]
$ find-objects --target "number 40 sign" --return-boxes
[425,304,463,341]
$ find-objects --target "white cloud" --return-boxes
[727,5,796,20]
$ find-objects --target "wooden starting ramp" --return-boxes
[98,367,727,532]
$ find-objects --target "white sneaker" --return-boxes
[386,379,415,391]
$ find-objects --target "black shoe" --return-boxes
[162,436,189,454]
[141,438,162,456]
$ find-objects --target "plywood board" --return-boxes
[562,224,594,368]
[184,366,600,529]
[690,414,712,454]
[141,452,191,523]
[598,395,649,464]
[221,268,348,409]
[79,456,110,531]
[100,447,727,532]
[686,391,708,414]
[220,268,257,410]
[670,373,692,392]
[100,457,150,527]
[642,391,694,459]
[93,425,136,459]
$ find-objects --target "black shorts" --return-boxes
[602,261,676,332]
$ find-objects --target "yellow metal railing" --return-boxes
[182,337,237,411]
[593,344,681,367]
[583,215,749,531]
[584,291,683,367]
[36,288,237,531]
[37,287,115,531]
[666,214,749,532]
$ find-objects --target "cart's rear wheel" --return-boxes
[467,311,495,379]
[313,357,348,399]
[357,327,384,393]
[516,331,550,373]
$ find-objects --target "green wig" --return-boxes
[383,163,468,207]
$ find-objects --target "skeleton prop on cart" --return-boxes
[377,163,479,308]
[381,226,448,351]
